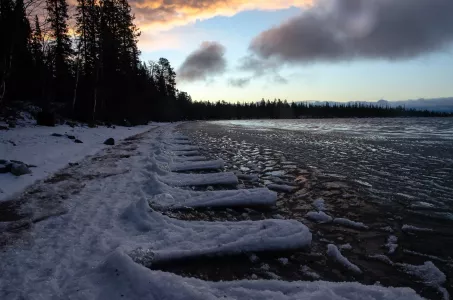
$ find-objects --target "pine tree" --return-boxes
[46,0,73,102]
[0,0,14,104]
[9,0,33,101]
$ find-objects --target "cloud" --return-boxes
[250,0,453,62]
[178,42,227,82]
[237,55,288,85]
[228,77,251,88]
[130,0,313,31]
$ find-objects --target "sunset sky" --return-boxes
[132,0,453,103]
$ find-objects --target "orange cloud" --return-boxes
[130,0,314,31]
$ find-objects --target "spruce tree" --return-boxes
[46,0,73,102]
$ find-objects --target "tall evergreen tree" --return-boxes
[46,0,73,102]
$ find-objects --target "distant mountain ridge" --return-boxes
[298,97,453,112]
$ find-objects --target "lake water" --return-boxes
[213,118,453,213]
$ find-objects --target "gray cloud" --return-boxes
[228,77,251,88]
[178,42,226,81]
[237,55,288,85]
[250,0,453,62]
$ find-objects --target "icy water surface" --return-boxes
[176,118,453,300]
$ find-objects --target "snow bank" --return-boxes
[70,250,423,300]
[170,159,224,172]
[333,218,369,230]
[151,188,277,209]
[0,123,154,202]
[305,211,333,223]
[124,199,312,264]
[158,172,238,186]
[327,244,362,274]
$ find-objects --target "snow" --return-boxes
[125,199,312,265]
[150,188,277,209]
[386,235,398,254]
[333,218,369,229]
[327,244,362,274]
[300,265,321,279]
[267,183,296,192]
[170,159,224,172]
[339,243,352,250]
[278,257,289,265]
[158,171,238,186]
[402,224,433,233]
[0,123,425,299]
[312,198,326,211]
[396,261,449,300]
[0,123,155,202]
[305,211,333,223]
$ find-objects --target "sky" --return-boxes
[131,0,453,103]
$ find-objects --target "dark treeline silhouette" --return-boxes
[0,1,450,124]
[186,99,452,120]
[0,0,192,124]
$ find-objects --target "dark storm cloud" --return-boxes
[250,0,453,62]
[228,77,251,88]
[178,42,227,82]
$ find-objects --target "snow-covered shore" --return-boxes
[0,123,427,299]
[0,123,156,202]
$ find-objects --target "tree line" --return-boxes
[0,0,192,124]
[186,99,452,120]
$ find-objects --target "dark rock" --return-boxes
[8,122,16,128]
[0,125,8,130]
[51,133,63,137]
[0,159,8,164]
[88,122,96,128]
[124,119,132,127]
[11,163,31,176]
[66,135,76,140]
[74,139,83,143]
[0,163,11,173]
[69,162,79,166]
[8,141,16,146]
[104,138,115,145]
[27,164,37,168]
[10,160,24,164]
[37,111,56,127]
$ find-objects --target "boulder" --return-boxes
[104,138,115,145]
[10,163,31,176]
[74,139,83,144]
[0,162,11,173]
[37,111,56,127]
[51,133,63,137]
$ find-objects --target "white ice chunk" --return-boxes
[170,159,224,172]
[158,172,238,186]
[125,199,312,265]
[333,218,369,230]
[312,198,326,211]
[327,244,362,274]
[305,211,333,223]
[386,236,398,254]
[151,188,277,209]
[402,224,433,233]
